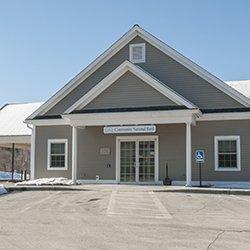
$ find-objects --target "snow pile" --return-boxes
[0,171,21,180]
[0,185,7,195]
[226,80,250,98]
[212,182,250,189]
[16,177,73,186]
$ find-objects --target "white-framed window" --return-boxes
[129,43,146,63]
[47,139,68,170]
[214,136,241,171]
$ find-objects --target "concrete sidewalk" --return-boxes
[3,183,250,195]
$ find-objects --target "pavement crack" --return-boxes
[195,201,207,213]
[207,230,225,249]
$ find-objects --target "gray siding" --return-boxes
[82,71,178,110]
[77,124,186,181]
[34,120,250,182]
[35,125,72,179]
[45,36,243,115]
[192,120,250,181]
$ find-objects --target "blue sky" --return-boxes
[0,0,250,106]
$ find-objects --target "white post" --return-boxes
[72,126,77,184]
[30,125,36,180]
[186,122,192,186]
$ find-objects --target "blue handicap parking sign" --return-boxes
[195,150,205,163]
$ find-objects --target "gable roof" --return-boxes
[27,25,250,120]
[65,60,196,113]
[226,80,250,98]
[0,102,44,137]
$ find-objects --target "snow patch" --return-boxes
[0,185,7,195]
[226,80,250,98]
[212,182,250,189]
[15,177,73,186]
[0,171,21,180]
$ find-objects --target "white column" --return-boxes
[72,126,77,184]
[30,125,36,180]
[186,122,192,186]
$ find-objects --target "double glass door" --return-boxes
[119,137,157,183]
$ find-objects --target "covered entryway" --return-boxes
[62,108,199,186]
[116,136,158,184]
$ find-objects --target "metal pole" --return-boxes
[199,162,202,187]
[11,143,15,181]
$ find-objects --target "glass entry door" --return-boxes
[120,141,136,182]
[119,137,157,183]
[139,141,155,182]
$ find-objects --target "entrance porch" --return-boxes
[62,108,200,186]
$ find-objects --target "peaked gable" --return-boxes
[65,61,196,113]
[79,71,178,111]
[27,25,250,119]
[130,36,246,109]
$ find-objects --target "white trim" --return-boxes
[136,27,250,107]
[25,111,250,126]
[65,61,196,113]
[0,135,31,144]
[27,26,139,119]
[198,112,250,121]
[63,109,200,127]
[214,136,241,171]
[116,135,159,184]
[27,25,250,120]
[30,126,36,180]
[185,122,192,186]
[72,126,77,184]
[129,43,146,63]
[25,118,69,126]
[47,139,68,170]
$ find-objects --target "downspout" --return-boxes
[26,123,35,180]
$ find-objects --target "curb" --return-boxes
[154,188,250,195]
[5,186,91,192]
[4,186,250,195]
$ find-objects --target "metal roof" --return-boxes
[0,102,43,137]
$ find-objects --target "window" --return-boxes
[129,43,146,63]
[47,139,68,170]
[214,136,241,171]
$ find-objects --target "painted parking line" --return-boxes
[227,195,250,203]
[18,191,61,213]
[106,190,117,216]
[106,190,172,219]
[148,191,172,219]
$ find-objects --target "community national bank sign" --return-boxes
[103,125,156,134]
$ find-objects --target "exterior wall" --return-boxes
[45,36,242,115]
[192,120,250,181]
[35,125,72,179]
[77,124,186,181]
[34,120,250,183]
[83,71,177,110]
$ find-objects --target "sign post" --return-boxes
[195,150,205,187]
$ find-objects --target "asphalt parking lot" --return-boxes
[1,188,250,250]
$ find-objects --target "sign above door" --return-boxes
[103,125,156,134]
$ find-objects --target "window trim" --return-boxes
[129,43,146,63]
[214,136,241,171]
[47,139,68,170]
